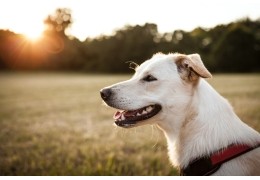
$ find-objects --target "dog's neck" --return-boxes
[157,79,259,169]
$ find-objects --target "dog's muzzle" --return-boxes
[100,87,162,128]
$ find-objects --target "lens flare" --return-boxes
[24,29,43,42]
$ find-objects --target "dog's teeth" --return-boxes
[142,110,147,115]
[146,106,153,112]
[137,113,141,116]
[121,114,125,120]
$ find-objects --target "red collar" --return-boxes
[180,143,260,176]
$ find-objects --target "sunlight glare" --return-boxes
[24,27,44,42]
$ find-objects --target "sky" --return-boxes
[0,0,260,41]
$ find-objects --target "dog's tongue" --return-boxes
[113,111,122,119]
[113,110,138,120]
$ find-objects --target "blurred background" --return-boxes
[0,0,259,175]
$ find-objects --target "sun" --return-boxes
[25,31,43,41]
[24,29,43,42]
[23,24,45,42]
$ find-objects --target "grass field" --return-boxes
[0,73,259,175]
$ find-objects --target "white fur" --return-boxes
[102,53,260,175]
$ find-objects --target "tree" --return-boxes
[1,16,259,73]
[44,8,72,37]
[213,23,260,72]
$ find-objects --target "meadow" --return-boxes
[0,73,259,175]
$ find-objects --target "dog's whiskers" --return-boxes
[150,125,160,149]
[126,61,139,71]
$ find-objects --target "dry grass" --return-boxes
[0,73,259,175]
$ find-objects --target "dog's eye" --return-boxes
[142,75,157,82]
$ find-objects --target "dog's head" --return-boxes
[100,53,212,128]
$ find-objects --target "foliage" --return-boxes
[213,23,260,72]
[0,8,259,73]
[44,8,73,37]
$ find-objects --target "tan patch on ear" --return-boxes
[187,54,212,78]
[175,56,199,82]
[175,54,212,82]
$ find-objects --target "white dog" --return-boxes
[100,53,260,175]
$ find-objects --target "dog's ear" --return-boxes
[176,54,212,81]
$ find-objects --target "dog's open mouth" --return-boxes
[113,104,162,128]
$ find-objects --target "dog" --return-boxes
[100,53,260,175]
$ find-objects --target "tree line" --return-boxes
[0,8,259,73]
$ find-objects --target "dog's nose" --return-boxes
[100,88,112,101]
